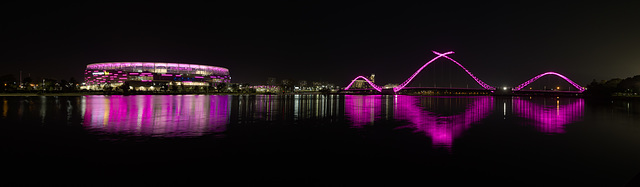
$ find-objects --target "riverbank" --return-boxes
[0,92,97,96]
[0,91,329,96]
[2,92,639,99]
[0,92,264,96]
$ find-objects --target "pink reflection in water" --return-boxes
[393,96,494,150]
[512,97,584,134]
[344,95,381,128]
[83,95,229,137]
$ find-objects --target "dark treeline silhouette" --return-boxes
[0,74,78,93]
[585,75,640,97]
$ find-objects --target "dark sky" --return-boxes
[2,1,639,87]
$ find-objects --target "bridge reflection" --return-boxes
[343,95,585,151]
[393,96,494,151]
[344,95,381,128]
[77,95,584,149]
[512,97,584,134]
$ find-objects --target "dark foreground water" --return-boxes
[1,95,639,186]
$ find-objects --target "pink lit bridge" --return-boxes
[343,51,586,95]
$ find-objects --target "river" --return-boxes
[1,95,639,186]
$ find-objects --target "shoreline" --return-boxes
[0,92,325,96]
[1,92,639,99]
[0,92,269,96]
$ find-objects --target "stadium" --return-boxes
[82,62,230,91]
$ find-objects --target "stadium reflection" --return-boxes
[83,95,229,137]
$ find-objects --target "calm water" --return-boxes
[2,95,639,186]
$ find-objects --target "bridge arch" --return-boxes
[393,51,495,92]
[344,75,382,92]
[512,72,585,92]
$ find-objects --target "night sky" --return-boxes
[2,1,639,86]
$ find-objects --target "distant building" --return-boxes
[82,62,230,90]
[249,85,281,93]
[352,74,375,89]
[383,83,398,89]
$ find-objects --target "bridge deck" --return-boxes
[400,87,488,91]
[514,90,583,94]
[342,87,583,95]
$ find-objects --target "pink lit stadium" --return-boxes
[82,62,230,91]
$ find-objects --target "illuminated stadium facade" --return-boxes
[82,62,230,90]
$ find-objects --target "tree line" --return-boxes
[0,74,79,92]
[585,75,640,97]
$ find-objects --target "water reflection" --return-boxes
[392,96,494,150]
[2,98,7,118]
[231,95,343,123]
[512,97,584,134]
[1,95,586,150]
[344,95,381,128]
[341,95,585,150]
[40,96,46,124]
[83,95,229,137]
